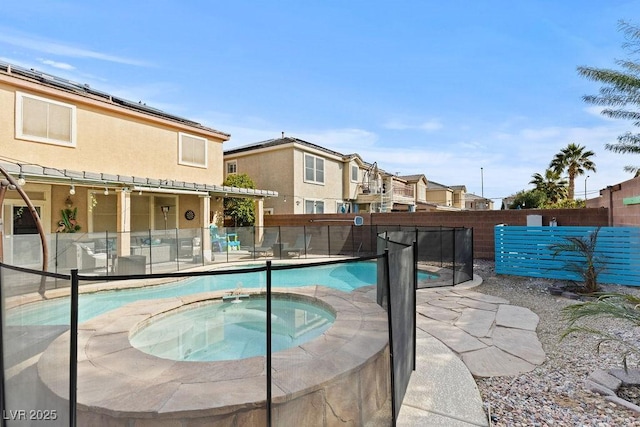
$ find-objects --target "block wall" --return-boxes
[265,209,609,259]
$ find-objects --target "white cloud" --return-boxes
[0,32,150,67]
[38,59,75,70]
[194,111,635,204]
[383,118,443,132]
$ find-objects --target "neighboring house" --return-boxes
[501,195,517,210]
[0,61,276,264]
[464,192,494,210]
[425,181,457,210]
[450,185,467,209]
[224,136,425,215]
[398,174,436,211]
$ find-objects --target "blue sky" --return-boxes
[2,1,640,206]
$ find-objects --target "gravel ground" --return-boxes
[472,260,640,426]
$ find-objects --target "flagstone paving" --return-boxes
[416,287,546,378]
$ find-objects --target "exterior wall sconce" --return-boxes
[296,201,300,206]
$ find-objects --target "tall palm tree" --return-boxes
[530,169,568,204]
[550,143,596,200]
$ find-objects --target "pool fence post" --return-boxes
[383,248,397,425]
[174,228,179,272]
[413,240,418,371]
[0,263,6,427]
[70,269,79,427]
[266,260,272,427]
[452,229,456,286]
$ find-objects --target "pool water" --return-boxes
[8,262,436,325]
[130,296,334,361]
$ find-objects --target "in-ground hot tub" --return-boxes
[130,294,336,362]
[38,286,390,426]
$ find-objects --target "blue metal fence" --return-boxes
[495,225,640,286]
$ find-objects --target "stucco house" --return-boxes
[425,181,467,210]
[224,136,425,215]
[464,192,494,210]
[0,61,276,267]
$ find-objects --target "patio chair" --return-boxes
[209,225,227,252]
[286,235,312,258]
[75,243,107,271]
[248,230,279,257]
[226,233,241,251]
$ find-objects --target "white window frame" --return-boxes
[178,132,208,168]
[304,153,325,185]
[15,91,77,147]
[226,160,237,175]
[304,198,325,214]
[351,165,358,183]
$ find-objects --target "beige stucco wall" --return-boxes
[415,180,427,202]
[342,160,361,200]
[225,147,295,213]
[293,148,344,213]
[0,75,225,186]
[426,189,452,206]
[226,144,348,214]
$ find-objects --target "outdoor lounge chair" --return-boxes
[75,243,107,271]
[248,230,279,257]
[286,235,312,258]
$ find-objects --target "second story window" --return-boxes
[304,154,324,184]
[226,161,237,175]
[16,92,76,146]
[179,132,207,168]
[351,165,358,182]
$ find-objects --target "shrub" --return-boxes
[549,227,605,294]
[562,293,640,370]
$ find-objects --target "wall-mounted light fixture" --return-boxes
[104,187,109,196]
[69,184,76,195]
[16,165,26,186]
[296,200,300,206]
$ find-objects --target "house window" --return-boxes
[179,132,207,167]
[16,92,76,146]
[351,165,358,182]
[305,199,324,214]
[226,161,237,175]
[304,154,324,184]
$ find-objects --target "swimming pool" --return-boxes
[8,262,437,325]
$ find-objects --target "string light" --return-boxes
[17,174,26,186]
[104,187,109,195]
[69,184,76,195]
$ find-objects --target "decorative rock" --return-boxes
[604,396,640,414]
[609,368,640,386]
[584,379,616,396]
[588,369,623,391]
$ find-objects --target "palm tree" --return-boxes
[530,169,568,204]
[579,21,640,175]
[550,143,596,200]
